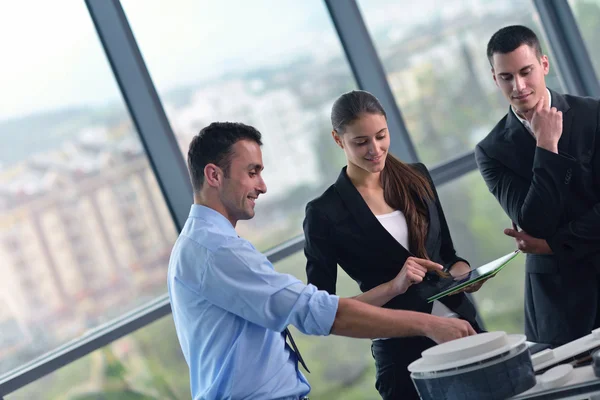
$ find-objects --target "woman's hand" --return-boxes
[390,257,443,296]
[449,261,471,279]
[449,261,489,294]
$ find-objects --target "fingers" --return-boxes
[536,95,545,113]
[555,109,563,128]
[523,108,535,121]
[464,281,484,293]
[430,318,477,344]
[404,258,428,275]
[504,228,518,238]
[466,322,477,336]
[407,271,424,285]
[456,320,476,337]
[452,320,476,339]
[407,265,426,279]
[408,257,443,272]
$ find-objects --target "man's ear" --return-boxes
[541,55,550,75]
[332,130,344,149]
[204,163,223,188]
[491,68,499,87]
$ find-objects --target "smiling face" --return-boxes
[333,112,390,174]
[218,139,267,225]
[491,44,549,115]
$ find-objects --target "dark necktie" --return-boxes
[283,327,310,373]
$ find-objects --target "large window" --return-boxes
[569,0,600,79]
[8,254,378,400]
[0,1,177,379]
[277,253,377,399]
[437,170,526,334]
[6,315,189,400]
[357,0,564,165]
[121,0,356,251]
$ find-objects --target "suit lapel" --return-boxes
[499,89,573,180]
[423,197,439,252]
[333,167,413,260]
[551,89,573,154]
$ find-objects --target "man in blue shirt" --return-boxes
[168,122,476,400]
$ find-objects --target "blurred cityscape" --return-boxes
[2,0,600,398]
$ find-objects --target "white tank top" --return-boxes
[375,210,458,319]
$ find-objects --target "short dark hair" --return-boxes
[487,25,543,67]
[187,122,262,192]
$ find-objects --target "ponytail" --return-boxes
[381,155,434,259]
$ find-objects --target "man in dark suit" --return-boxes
[475,25,600,347]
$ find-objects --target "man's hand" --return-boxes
[424,316,476,344]
[390,257,443,296]
[504,222,553,254]
[526,94,562,154]
[448,261,490,294]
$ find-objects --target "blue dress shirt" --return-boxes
[168,205,339,400]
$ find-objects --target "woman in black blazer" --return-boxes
[303,90,485,400]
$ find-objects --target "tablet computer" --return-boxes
[421,250,521,303]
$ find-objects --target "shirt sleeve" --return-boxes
[198,237,339,336]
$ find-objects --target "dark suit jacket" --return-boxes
[303,163,480,329]
[475,89,600,346]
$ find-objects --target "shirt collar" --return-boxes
[511,88,552,130]
[188,204,238,237]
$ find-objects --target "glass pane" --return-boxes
[276,253,377,399]
[9,254,378,400]
[569,0,600,77]
[437,170,526,333]
[121,0,356,251]
[7,316,189,400]
[0,1,178,378]
[357,0,564,165]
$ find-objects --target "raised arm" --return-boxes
[475,144,575,238]
[303,203,441,307]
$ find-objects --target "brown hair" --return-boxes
[331,90,434,258]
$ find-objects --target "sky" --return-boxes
[0,0,336,120]
[0,0,504,121]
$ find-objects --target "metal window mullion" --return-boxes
[86,0,193,231]
[1,0,494,394]
[0,296,171,396]
[534,0,600,98]
[0,0,190,396]
[430,151,478,186]
[324,0,420,163]
[0,234,306,396]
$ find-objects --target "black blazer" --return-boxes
[303,163,480,328]
[475,89,600,345]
